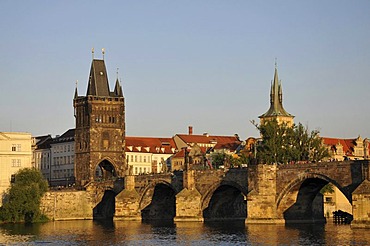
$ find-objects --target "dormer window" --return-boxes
[100,71,104,75]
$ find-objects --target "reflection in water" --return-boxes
[1,219,370,245]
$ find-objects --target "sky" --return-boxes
[1,0,369,140]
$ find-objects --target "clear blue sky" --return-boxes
[1,0,369,139]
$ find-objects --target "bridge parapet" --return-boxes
[133,172,183,193]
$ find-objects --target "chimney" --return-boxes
[188,126,193,135]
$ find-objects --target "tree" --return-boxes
[252,120,329,164]
[0,168,48,223]
[210,152,227,168]
[320,183,335,194]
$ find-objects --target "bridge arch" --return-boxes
[202,180,248,210]
[139,180,178,221]
[277,172,351,223]
[202,180,248,221]
[277,172,349,209]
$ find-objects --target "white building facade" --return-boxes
[49,129,75,187]
[32,135,52,182]
[0,132,32,205]
[125,137,176,175]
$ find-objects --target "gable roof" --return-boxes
[175,134,241,152]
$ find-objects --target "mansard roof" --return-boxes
[34,135,53,149]
[125,136,176,154]
[259,67,294,119]
[53,129,75,143]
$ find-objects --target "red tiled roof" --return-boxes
[172,149,185,158]
[125,136,176,154]
[322,137,356,156]
[176,134,241,151]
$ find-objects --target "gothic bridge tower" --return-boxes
[259,65,294,126]
[74,57,126,186]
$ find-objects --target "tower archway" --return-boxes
[94,159,117,181]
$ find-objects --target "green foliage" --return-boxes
[210,151,249,168]
[320,183,335,194]
[210,152,226,168]
[253,120,330,164]
[0,168,48,223]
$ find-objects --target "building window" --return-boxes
[325,197,333,203]
[135,167,138,174]
[12,159,21,167]
[12,144,17,151]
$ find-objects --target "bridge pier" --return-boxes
[174,170,204,222]
[114,175,141,220]
[352,179,370,228]
[246,164,284,224]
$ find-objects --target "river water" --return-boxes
[0,219,369,245]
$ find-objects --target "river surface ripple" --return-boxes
[1,219,369,245]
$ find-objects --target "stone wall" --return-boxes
[40,190,94,221]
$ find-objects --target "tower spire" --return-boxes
[259,62,294,125]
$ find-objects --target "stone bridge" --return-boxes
[114,160,369,227]
[41,160,370,228]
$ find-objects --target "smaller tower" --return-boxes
[259,65,294,126]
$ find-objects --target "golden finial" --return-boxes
[92,48,94,59]
[102,48,105,60]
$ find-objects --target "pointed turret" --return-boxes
[259,66,294,126]
[114,78,124,97]
[74,87,78,99]
[74,80,78,99]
